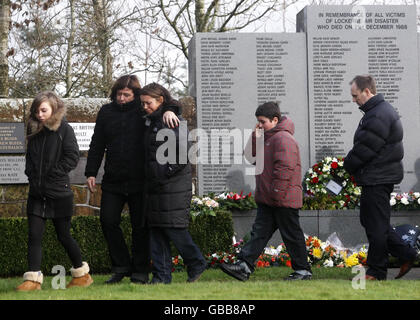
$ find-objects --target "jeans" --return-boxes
[238,204,311,273]
[27,215,82,271]
[100,191,151,276]
[360,184,417,280]
[150,227,206,284]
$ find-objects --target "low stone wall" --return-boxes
[232,209,420,248]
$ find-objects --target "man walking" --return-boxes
[344,75,418,280]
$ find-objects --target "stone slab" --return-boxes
[189,33,309,195]
[297,5,420,193]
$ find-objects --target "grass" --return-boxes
[1,267,420,300]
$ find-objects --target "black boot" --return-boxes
[105,272,130,284]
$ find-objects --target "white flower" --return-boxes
[401,197,409,205]
[323,259,334,268]
[390,192,397,197]
[216,193,227,200]
[308,168,313,174]
[342,180,347,187]
[413,192,420,199]
[192,197,203,205]
[325,157,332,163]
[390,198,396,206]
[322,164,330,172]
[409,230,416,235]
[418,198,420,205]
[353,188,361,196]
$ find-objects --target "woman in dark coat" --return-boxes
[141,83,206,284]
[16,91,92,291]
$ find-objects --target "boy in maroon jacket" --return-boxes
[220,102,312,281]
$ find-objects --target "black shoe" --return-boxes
[187,264,207,283]
[283,272,312,281]
[105,272,130,284]
[220,262,250,282]
[131,273,149,284]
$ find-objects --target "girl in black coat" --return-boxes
[16,92,93,291]
[141,83,206,284]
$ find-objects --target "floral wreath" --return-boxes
[304,156,361,209]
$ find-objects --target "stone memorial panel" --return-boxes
[0,123,25,153]
[0,156,28,183]
[297,5,420,192]
[189,33,309,195]
[69,123,95,151]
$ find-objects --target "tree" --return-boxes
[0,0,10,97]
[143,0,285,59]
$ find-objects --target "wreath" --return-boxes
[303,156,361,209]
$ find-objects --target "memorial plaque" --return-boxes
[69,123,95,151]
[0,123,25,153]
[189,33,309,195]
[297,5,420,192]
[0,156,28,183]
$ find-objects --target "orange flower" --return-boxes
[257,260,264,268]
[265,261,270,267]
[286,260,292,268]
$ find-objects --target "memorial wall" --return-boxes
[297,5,420,192]
[189,5,420,195]
[189,33,309,195]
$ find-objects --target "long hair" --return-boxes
[109,75,141,102]
[27,91,66,138]
[139,82,181,109]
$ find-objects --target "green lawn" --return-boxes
[1,267,419,300]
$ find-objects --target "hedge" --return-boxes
[0,210,234,277]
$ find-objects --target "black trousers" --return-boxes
[27,215,82,271]
[100,191,151,276]
[360,184,417,280]
[238,204,311,273]
[150,227,206,284]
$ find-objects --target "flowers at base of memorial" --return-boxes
[214,191,257,211]
[190,195,220,219]
[303,156,361,210]
[171,235,368,272]
[390,192,420,210]
[190,191,257,218]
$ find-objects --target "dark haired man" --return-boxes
[220,102,312,281]
[344,75,418,280]
[85,75,180,284]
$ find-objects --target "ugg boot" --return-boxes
[16,271,43,291]
[66,262,93,288]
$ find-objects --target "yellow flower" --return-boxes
[312,247,323,259]
[344,253,359,267]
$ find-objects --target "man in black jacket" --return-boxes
[85,75,179,284]
[344,75,418,280]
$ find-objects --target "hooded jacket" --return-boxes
[25,103,79,217]
[143,106,192,228]
[344,94,404,186]
[253,116,303,209]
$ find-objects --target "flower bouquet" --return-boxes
[214,191,257,211]
[303,156,361,210]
